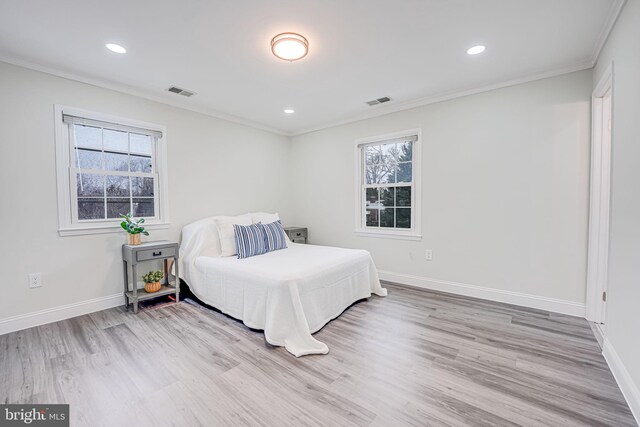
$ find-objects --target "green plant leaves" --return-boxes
[119,212,149,235]
[142,270,163,283]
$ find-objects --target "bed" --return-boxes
[179,214,387,357]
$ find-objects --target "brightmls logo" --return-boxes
[0,405,68,426]
[4,408,44,424]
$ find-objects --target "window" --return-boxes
[55,106,169,236]
[355,129,421,240]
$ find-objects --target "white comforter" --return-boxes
[180,221,386,356]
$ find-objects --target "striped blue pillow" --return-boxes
[233,223,268,259]
[261,220,288,252]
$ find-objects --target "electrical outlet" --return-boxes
[425,250,433,261]
[28,273,42,288]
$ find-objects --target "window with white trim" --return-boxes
[355,129,421,240]
[55,106,169,236]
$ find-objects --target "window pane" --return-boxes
[132,177,154,197]
[396,208,411,228]
[380,187,395,207]
[380,208,394,228]
[104,152,129,171]
[397,162,412,183]
[366,164,395,184]
[106,198,130,219]
[103,129,128,152]
[365,188,378,207]
[365,146,382,165]
[380,145,398,183]
[398,141,413,161]
[106,175,130,197]
[77,173,104,197]
[382,143,399,162]
[133,198,155,217]
[75,148,102,170]
[365,208,379,227]
[78,198,105,220]
[130,154,152,173]
[74,125,101,150]
[396,186,411,207]
[386,165,397,184]
[130,134,152,155]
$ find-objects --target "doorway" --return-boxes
[586,63,613,332]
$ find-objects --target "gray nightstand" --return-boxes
[284,227,308,244]
[122,240,179,314]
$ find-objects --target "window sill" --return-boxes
[354,229,422,241]
[58,222,171,237]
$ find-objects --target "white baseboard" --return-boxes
[378,270,586,317]
[603,339,640,425]
[0,293,124,336]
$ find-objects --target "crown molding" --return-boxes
[590,0,627,67]
[2,0,625,140]
[0,55,289,136]
[290,60,594,136]
[290,0,625,136]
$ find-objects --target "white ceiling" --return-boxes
[0,0,622,135]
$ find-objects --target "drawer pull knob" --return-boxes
[296,232,301,236]
[153,251,162,256]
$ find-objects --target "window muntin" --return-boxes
[356,131,420,239]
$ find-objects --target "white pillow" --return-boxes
[214,214,253,257]
[199,220,223,257]
[250,212,292,243]
[251,212,280,224]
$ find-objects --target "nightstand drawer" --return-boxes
[285,228,307,239]
[136,246,177,262]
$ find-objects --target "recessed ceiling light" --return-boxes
[284,109,295,114]
[467,45,486,55]
[271,33,309,61]
[106,43,127,54]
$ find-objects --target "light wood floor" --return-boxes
[0,283,635,426]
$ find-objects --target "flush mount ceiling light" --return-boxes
[284,108,295,114]
[271,33,309,61]
[105,43,127,54]
[466,45,486,55]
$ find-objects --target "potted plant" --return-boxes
[120,213,149,245]
[142,270,163,293]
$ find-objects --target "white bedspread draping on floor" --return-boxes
[180,220,386,356]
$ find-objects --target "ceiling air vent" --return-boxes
[366,96,391,106]
[167,86,196,97]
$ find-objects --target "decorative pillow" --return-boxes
[262,220,288,252]
[214,214,253,257]
[234,223,268,259]
[251,212,292,243]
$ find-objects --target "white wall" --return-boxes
[0,61,291,322]
[593,0,640,418]
[0,59,594,327]
[289,70,593,306]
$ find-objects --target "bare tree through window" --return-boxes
[74,124,156,220]
[362,136,415,229]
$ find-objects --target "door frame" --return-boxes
[586,62,613,325]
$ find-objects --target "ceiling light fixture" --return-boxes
[271,33,309,61]
[284,109,295,114]
[106,43,127,54]
[466,45,486,55]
